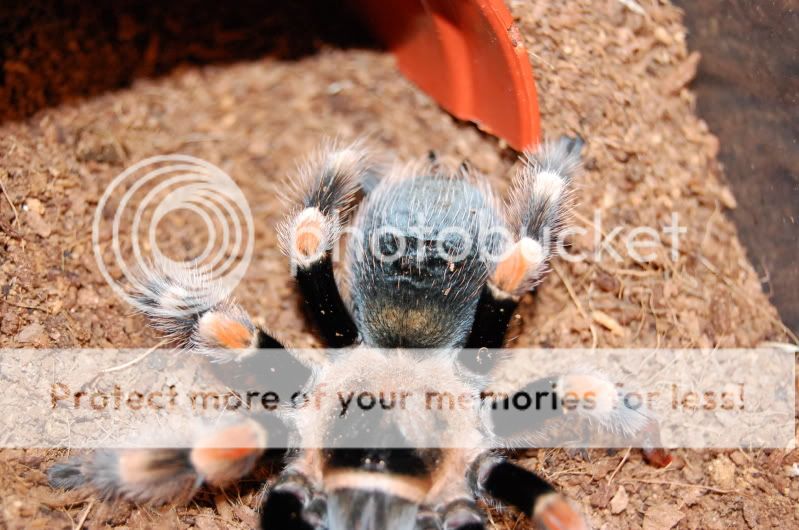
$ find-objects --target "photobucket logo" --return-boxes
[93,155,254,315]
[310,210,686,269]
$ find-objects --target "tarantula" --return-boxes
[49,138,669,529]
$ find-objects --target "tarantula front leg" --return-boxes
[280,142,373,347]
[466,136,583,354]
[471,454,589,530]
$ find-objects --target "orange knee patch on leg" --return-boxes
[491,237,544,293]
[534,494,589,530]
[191,420,267,485]
[195,445,262,462]
[293,207,326,259]
[199,313,252,349]
[194,422,266,459]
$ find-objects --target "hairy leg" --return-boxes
[466,136,583,353]
[279,141,374,347]
[486,370,672,465]
[471,454,588,530]
[49,269,308,503]
[48,419,267,504]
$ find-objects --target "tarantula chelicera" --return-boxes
[49,138,669,530]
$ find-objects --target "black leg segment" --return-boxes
[473,457,588,530]
[296,253,358,347]
[261,490,315,530]
[465,284,519,350]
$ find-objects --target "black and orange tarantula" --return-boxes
[50,138,669,529]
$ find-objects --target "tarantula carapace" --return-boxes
[49,138,669,530]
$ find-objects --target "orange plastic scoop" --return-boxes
[352,0,541,151]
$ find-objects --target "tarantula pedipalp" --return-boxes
[49,138,669,530]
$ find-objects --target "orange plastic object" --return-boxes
[352,0,541,151]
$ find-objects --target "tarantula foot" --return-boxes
[47,458,88,491]
[639,417,672,468]
[194,309,257,350]
[533,494,590,530]
[48,419,266,505]
[279,141,370,270]
[643,448,672,468]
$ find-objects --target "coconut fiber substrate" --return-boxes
[0,0,797,529]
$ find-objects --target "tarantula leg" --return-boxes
[487,371,672,465]
[133,268,277,357]
[294,256,358,347]
[48,419,267,504]
[640,418,673,467]
[279,143,372,347]
[486,376,562,440]
[463,234,533,356]
[472,456,588,530]
[466,136,582,350]
[134,269,311,402]
[260,471,319,530]
[463,284,518,358]
[489,372,648,440]
[49,448,199,504]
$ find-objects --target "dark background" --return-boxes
[0,1,370,121]
[675,0,798,333]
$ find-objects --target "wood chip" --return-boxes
[742,502,760,529]
[591,310,625,336]
[718,185,738,209]
[590,483,614,508]
[213,494,236,523]
[665,51,701,94]
[16,322,45,343]
[643,503,684,530]
[24,209,51,238]
[610,485,629,514]
[231,504,259,528]
[25,198,44,215]
[595,271,621,292]
[709,455,736,490]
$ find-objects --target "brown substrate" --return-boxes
[0,0,796,528]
